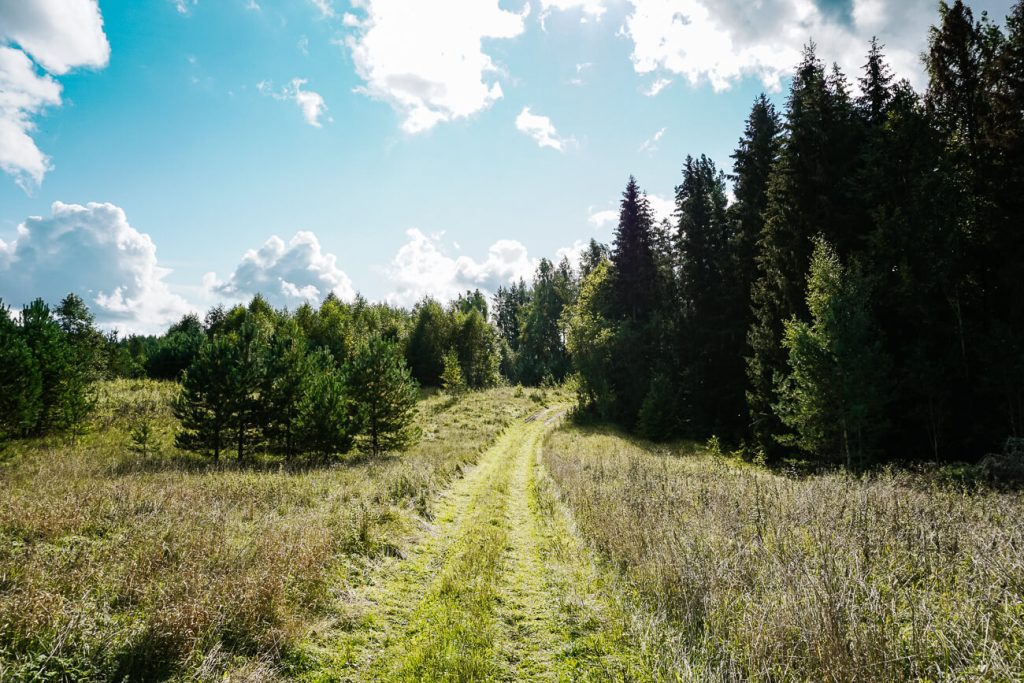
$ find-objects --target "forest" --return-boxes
[3,1,1023,470]
[2,1,1024,680]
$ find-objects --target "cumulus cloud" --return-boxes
[385,228,537,305]
[344,0,528,134]
[258,78,329,127]
[0,202,191,333]
[0,0,109,190]
[208,232,355,308]
[515,107,573,151]
[624,0,945,92]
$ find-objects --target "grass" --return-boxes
[294,403,644,682]
[543,425,1024,682]
[0,379,540,681]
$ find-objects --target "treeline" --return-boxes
[566,0,1024,465]
[0,294,104,441]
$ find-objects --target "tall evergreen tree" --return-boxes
[349,336,420,456]
[675,155,733,436]
[775,238,890,467]
[608,176,662,425]
[746,44,862,455]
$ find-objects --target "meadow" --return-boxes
[543,426,1024,682]
[0,380,541,681]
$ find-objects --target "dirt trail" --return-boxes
[311,406,643,682]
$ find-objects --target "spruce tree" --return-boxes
[608,176,662,425]
[675,154,733,437]
[349,336,420,456]
[746,44,862,455]
[775,238,890,468]
[611,176,659,324]
[728,96,782,442]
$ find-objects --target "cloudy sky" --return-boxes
[0,0,1015,332]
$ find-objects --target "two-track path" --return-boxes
[313,406,645,682]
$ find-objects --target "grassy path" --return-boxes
[299,408,645,682]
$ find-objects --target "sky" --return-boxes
[0,0,1016,332]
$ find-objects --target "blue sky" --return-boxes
[0,0,1014,331]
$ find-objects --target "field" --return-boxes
[543,427,1024,682]
[2,380,1023,682]
[0,380,549,680]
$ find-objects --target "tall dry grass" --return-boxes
[544,426,1024,682]
[0,380,538,681]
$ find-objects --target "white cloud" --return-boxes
[344,0,528,134]
[588,192,674,229]
[642,77,672,96]
[515,107,573,152]
[648,193,675,224]
[588,209,618,228]
[385,228,537,305]
[540,0,606,27]
[0,202,191,333]
[639,126,666,153]
[245,0,261,11]
[310,0,335,19]
[0,0,109,190]
[624,0,941,92]
[259,78,329,127]
[209,232,355,308]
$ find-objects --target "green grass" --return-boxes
[0,379,540,681]
[293,403,644,682]
[543,425,1024,682]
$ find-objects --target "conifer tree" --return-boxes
[608,176,662,425]
[775,238,890,467]
[0,301,42,440]
[225,321,265,461]
[261,320,309,460]
[295,349,354,459]
[675,155,733,436]
[746,44,862,455]
[349,336,420,456]
[174,337,234,461]
[611,176,659,324]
